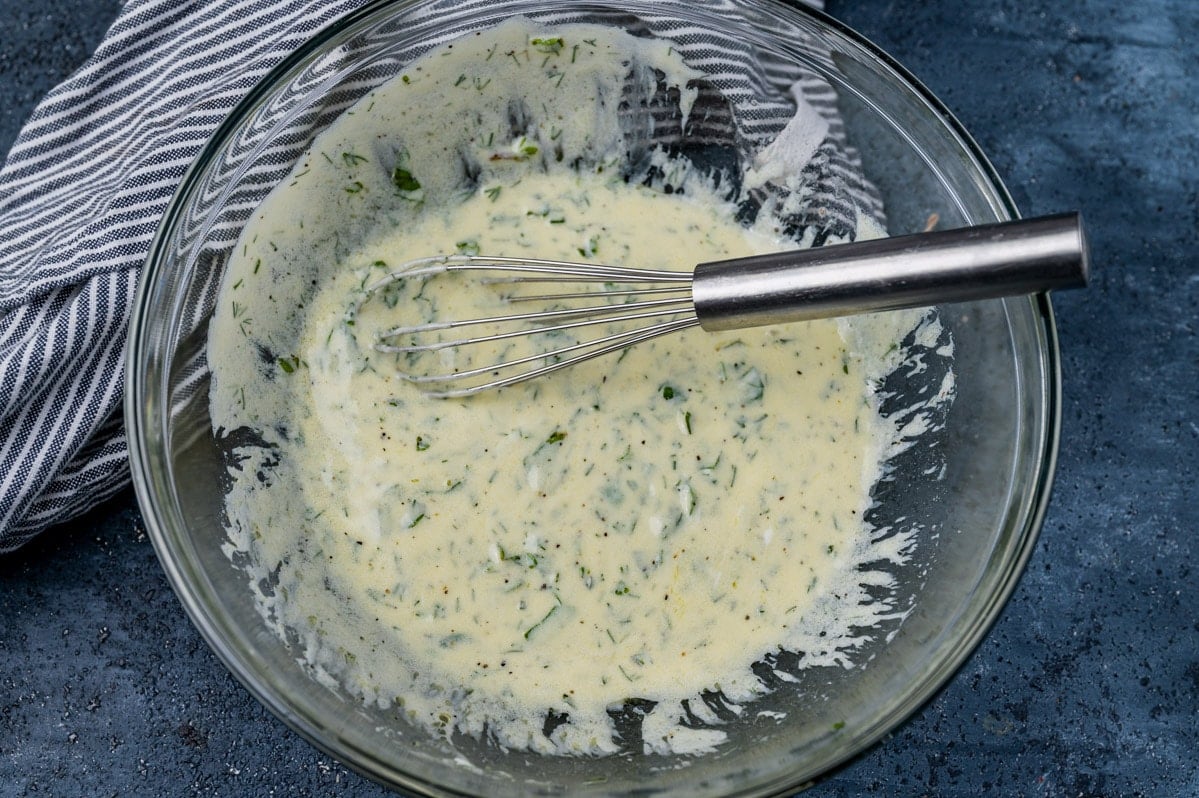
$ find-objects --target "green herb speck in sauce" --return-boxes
[277,355,301,374]
[524,602,560,640]
[392,167,421,192]
[530,36,564,55]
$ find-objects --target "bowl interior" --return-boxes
[127,1,1058,794]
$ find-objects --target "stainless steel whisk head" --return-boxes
[367,213,1089,398]
[371,256,703,397]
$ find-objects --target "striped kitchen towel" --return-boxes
[0,0,848,553]
[0,0,367,552]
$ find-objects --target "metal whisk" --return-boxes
[367,213,1088,397]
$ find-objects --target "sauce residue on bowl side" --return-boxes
[207,18,952,756]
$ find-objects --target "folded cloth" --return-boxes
[0,0,366,552]
[0,0,832,553]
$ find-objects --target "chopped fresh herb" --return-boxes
[738,366,765,402]
[341,151,368,167]
[512,137,539,159]
[546,430,567,444]
[392,167,421,192]
[524,602,559,640]
[408,513,425,528]
[530,36,564,55]
[416,435,430,451]
[661,385,675,400]
[485,185,502,201]
[277,355,301,374]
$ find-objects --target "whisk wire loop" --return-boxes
[401,316,701,398]
[385,254,692,282]
[368,254,698,397]
[380,295,693,340]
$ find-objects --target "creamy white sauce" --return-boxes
[209,19,948,757]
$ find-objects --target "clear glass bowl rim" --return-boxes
[124,0,1062,794]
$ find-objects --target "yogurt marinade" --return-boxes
[209,19,942,756]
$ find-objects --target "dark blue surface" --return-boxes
[2,1,1196,795]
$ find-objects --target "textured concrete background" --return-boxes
[1,1,1196,795]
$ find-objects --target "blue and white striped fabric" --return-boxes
[1,0,369,552]
[0,0,838,552]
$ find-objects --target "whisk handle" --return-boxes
[692,212,1089,332]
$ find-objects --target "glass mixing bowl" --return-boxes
[126,0,1061,794]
